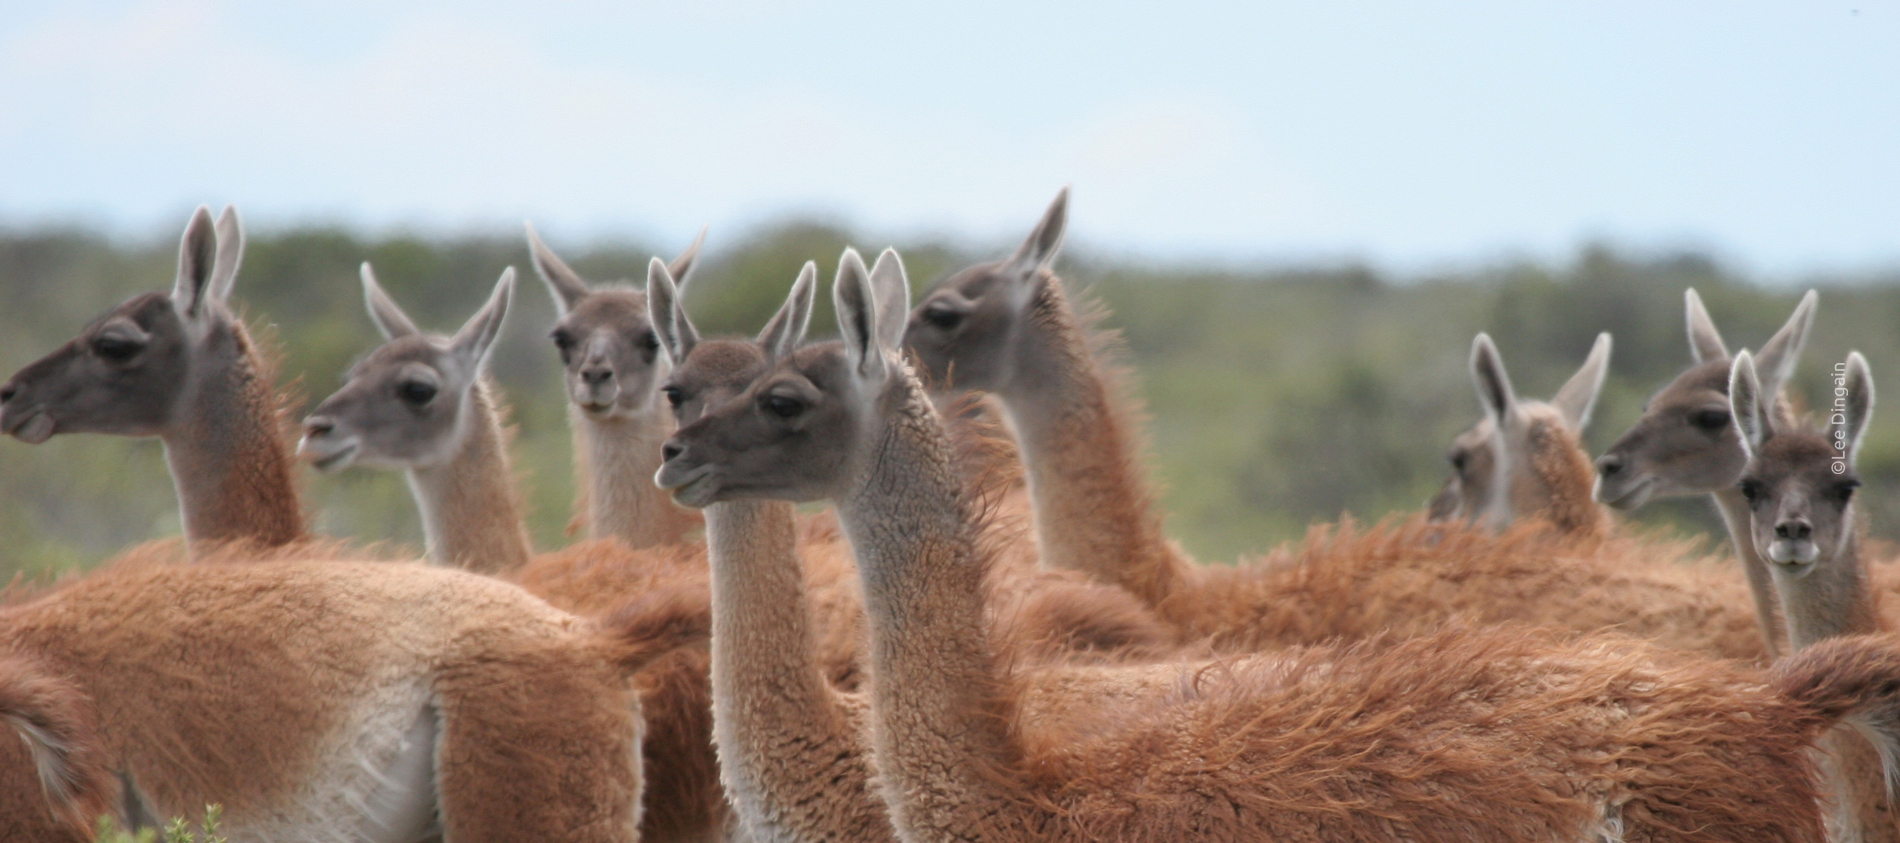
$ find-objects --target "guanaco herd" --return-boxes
[3,190,1900,843]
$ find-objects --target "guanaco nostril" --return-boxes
[582,368,613,386]
[0,384,15,404]
[1595,454,1622,477]
[1776,521,1812,540]
[304,417,336,438]
[661,442,684,462]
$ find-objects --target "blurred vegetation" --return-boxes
[4,222,1898,580]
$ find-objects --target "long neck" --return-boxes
[705,499,892,842]
[406,380,533,574]
[161,321,305,551]
[1775,529,1881,652]
[838,377,1026,842]
[572,406,700,548]
[994,280,1186,608]
[1711,487,1789,659]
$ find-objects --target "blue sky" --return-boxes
[2,1,1896,276]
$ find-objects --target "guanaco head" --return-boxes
[297,264,514,472]
[1,206,245,444]
[657,248,908,507]
[1731,349,1871,572]
[905,187,1067,394]
[1593,288,1817,510]
[528,223,704,421]
[646,254,815,429]
[1429,332,1611,531]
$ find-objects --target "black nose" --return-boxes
[582,368,613,386]
[1776,519,1812,540]
[303,416,335,438]
[1595,454,1622,477]
[661,442,684,462]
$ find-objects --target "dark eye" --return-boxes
[762,394,804,419]
[661,386,686,408]
[922,305,962,330]
[397,380,438,406]
[1739,478,1765,506]
[550,329,576,364]
[1691,409,1730,432]
[1448,450,1468,474]
[92,335,141,362]
[1828,480,1861,505]
[640,332,660,352]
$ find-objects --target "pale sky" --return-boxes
[2,1,1897,276]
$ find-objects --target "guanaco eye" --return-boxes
[1448,450,1468,474]
[91,335,141,362]
[1738,479,1765,505]
[661,386,686,408]
[922,305,962,330]
[1828,480,1861,505]
[762,394,804,419]
[640,331,660,352]
[550,329,577,364]
[397,380,438,406]
[1690,409,1730,432]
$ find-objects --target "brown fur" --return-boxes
[0,650,116,841]
[0,543,650,842]
[677,257,1900,842]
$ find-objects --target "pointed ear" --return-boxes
[1684,288,1729,365]
[525,222,590,315]
[1551,332,1612,431]
[450,268,515,371]
[645,257,698,366]
[1004,186,1069,279]
[1837,351,1875,469]
[171,206,219,321]
[1730,350,1769,462]
[360,263,422,340]
[667,226,708,291]
[758,262,817,360]
[208,205,244,305]
[833,248,886,380]
[868,248,911,353]
[1754,289,1818,401]
[1469,333,1518,425]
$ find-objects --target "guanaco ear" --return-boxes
[450,268,515,372]
[1004,186,1069,282]
[1551,332,1612,432]
[1730,350,1769,463]
[667,226,708,292]
[360,263,422,340]
[1754,289,1818,402]
[171,206,220,322]
[209,205,244,306]
[646,257,698,366]
[1836,351,1875,470]
[868,248,911,352]
[758,262,817,360]
[1469,333,1518,426]
[1685,288,1729,365]
[834,248,886,380]
[526,222,590,315]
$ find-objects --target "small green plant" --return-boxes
[93,805,224,843]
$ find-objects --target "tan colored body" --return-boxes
[0,550,669,843]
[663,249,1900,843]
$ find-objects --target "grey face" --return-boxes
[1738,434,1857,570]
[1,293,191,443]
[1428,419,1500,523]
[661,340,770,429]
[657,342,864,508]
[550,291,665,418]
[301,338,472,472]
[907,262,1037,394]
[1594,361,1743,510]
